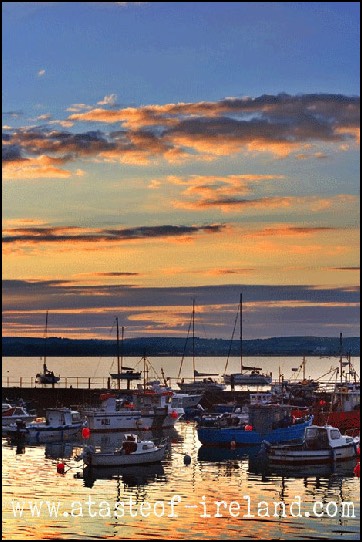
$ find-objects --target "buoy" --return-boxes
[245,424,253,431]
[353,462,360,477]
[230,440,236,449]
[57,462,65,475]
[170,410,178,419]
[82,427,91,439]
[319,400,327,407]
[184,454,191,465]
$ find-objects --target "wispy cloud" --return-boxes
[97,93,118,106]
[3,223,225,247]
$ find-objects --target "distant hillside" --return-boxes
[2,336,360,357]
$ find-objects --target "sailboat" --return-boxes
[177,299,225,394]
[109,318,141,390]
[223,294,272,386]
[35,311,60,385]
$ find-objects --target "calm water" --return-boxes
[2,356,360,539]
[2,356,360,389]
[2,421,360,540]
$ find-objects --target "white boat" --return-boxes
[223,372,272,386]
[2,405,37,426]
[264,425,359,465]
[82,384,184,433]
[148,380,202,410]
[82,433,167,467]
[3,408,83,443]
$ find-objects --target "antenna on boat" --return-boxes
[339,332,343,384]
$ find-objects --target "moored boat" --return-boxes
[81,433,167,467]
[264,425,359,465]
[82,384,184,433]
[197,403,313,447]
[3,408,83,443]
[2,405,37,426]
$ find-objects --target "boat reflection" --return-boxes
[45,441,79,459]
[82,462,165,488]
[266,458,358,480]
[198,444,260,463]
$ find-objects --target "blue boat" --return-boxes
[197,403,313,447]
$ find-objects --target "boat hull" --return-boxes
[197,418,312,447]
[84,412,180,432]
[268,444,357,465]
[4,423,83,443]
[85,445,166,467]
[224,374,272,385]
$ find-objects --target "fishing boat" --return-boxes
[312,337,360,435]
[177,299,225,394]
[197,403,313,446]
[264,425,359,465]
[2,405,37,427]
[148,378,203,410]
[3,408,83,443]
[81,433,167,467]
[82,361,184,433]
[35,311,60,385]
[109,319,141,390]
[223,294,272,387]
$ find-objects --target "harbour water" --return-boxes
[2,355,361,389]
[2,420,360,540]
[2,356,360,539]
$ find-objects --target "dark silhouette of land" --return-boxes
[2,336,360,357]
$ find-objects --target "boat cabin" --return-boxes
[45,408,80,426]
[304,426,353,450]
[332,383,360,412]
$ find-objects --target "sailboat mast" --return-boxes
[116,317,120,390]
[43,310,48,373]
[192,298,195,382]
[240,293,243,374]
[339,332,343,384]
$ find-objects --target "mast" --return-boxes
[339,332,343,384]
[239,293,243,374]
[116,317,120,390]
[302,356,306,380]
[192,298,195,382]
[43,310,48,373]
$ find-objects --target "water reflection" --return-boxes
[82,463,166,488]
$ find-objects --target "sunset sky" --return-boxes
[2,2,360,340]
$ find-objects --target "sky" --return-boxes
[2,2,360,341]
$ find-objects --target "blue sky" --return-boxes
[2,2,360,340]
